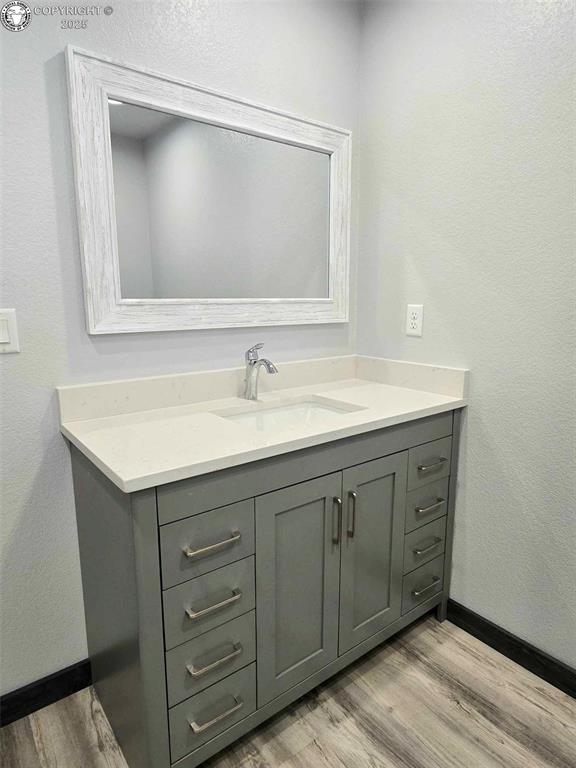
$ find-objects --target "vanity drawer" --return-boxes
[163,557,255,650]
[407,437,452,490]
[405,477,450,533]
[169,664,256,761]
[160,500,255,589]
[403,517,446,574]
[166,612,256,706]
[402,555,444,614]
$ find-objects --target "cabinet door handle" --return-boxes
[186,643,243,677]
[189,696,243,734]
[332,497,342,544]
[413,537,442,556]
[185,589,242,621]
[415,498,445,516]
[347,491,357,538]
[417,457,448,474]
[183,531,241,560]
[412,577,441,598]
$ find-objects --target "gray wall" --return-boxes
[357,0,575,666]
[0,0,360,695]
[110,134,155,297]
[144,119,330,299]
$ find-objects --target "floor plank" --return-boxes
[2,618,574,768]
[1,687,128,768]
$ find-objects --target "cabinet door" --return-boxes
[256,473,342,705]
[339,452,407,654]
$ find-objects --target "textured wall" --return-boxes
[357,0,575,665]
[0,0,360,694]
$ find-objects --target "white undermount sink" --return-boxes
[213,395,365,432]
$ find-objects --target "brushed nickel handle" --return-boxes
[245,343,264,363]
[417,457,448,474]
[183,531,241,560]
[412,577,441,598]
[189,696,243,734]
[347,491,357,538]
[415,498,445,516]
[185,589,242,621]
[413,537,442,556]
[186,643,243,677]
[332,497,342,544]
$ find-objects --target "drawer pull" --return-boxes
[413,537,442,556]
[185,589,242,621]
[412,577,441,598]
[189,696,244,734]
[347,491,357,538]
[332,497,342,544]
[183,531,241,560]
[415,498,445,516]
[417,457,448,474]
[186,643,243,677]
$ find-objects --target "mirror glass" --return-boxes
[108,100,331,300]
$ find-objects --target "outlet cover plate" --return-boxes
[406,304,423,337]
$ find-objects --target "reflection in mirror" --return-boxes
[108,100,331,300]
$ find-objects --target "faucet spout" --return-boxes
[262,359,279,375]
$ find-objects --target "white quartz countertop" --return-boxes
[59,358,468,493]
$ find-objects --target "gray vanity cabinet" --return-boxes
[339,453,407,654]
[70,409,462,768]
[256,453,409,700]
[255,474,342,705]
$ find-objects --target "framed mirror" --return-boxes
[66,47,351,334]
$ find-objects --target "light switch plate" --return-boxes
[406,304,423,337]
[0,309,20,353]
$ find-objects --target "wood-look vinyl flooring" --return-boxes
[2,618,575,768]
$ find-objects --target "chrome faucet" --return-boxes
[244,343,278,400]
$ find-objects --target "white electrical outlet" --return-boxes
[406,304,423,337]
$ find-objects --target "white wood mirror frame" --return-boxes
[65,46,351,334]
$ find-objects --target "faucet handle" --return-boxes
[246,343,264,363]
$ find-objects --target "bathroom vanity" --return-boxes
[61,47,471,768]
[59,356,467,768]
